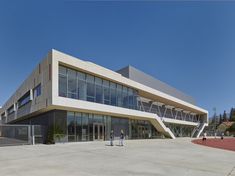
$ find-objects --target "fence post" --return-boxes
[28,125,31,145]
[32,125,35,145]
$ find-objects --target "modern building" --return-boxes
[0,50,208,143]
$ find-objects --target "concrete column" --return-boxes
[30,89,33,100]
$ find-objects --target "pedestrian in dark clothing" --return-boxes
[110,130,114,146]
[202,132,207,141]
[221,133,224,140]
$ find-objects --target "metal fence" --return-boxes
[0,124,43,147]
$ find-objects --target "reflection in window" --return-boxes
[86,75,95,102]
[18,91,31,108]
[82,113,89,141]
[59,66,67,97]
[122,86,128,108]
[110,82,117,106]
[75,112,82,141]
[116,84,123,107]
[103,80,110,105]
[67,112,76,142]
[34,84,41,98]
[77,72,86,100]
[95,77,103,103]
[67,69,77,99]
[59,65,138,110]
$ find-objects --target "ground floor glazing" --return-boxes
[13,110,196,143]
[66,111,162,142]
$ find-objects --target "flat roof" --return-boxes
[117,65,195,105]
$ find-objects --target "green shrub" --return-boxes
[53,124,65,143]
[227,123,235,132]
[45,125,55,144]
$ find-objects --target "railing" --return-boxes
[0,124,44,146]
[196,123,206,138]
[138,104,200,123]
[0,124,31,146]
[191,123,200,137]
[191,123,205,138]
[31,125,44,144]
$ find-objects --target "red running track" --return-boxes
[192,138,235,152]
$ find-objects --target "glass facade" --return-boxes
[13,109,197,144]
[58,65,204,127]
[65,111,161,142]
[59,65,138,110]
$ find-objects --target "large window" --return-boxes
[59,66,67,97]
[75,112,82,141]
[82,113,89,141]
[67,69,77,99]
[67,112,76,142]
[33,84,41,98]
[95,77,103,103]
[110,82,117,106]
[122,86,128,108]
[67,112,91,142]
[18,91,31,108]
[116,84,123,107]
[58,65,138,110]
[103,80,110,105]
[7,105,14,115]
[77,72,86,100]
[86,75,95,102]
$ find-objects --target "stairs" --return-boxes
[191,123,206,138]
[150,115,175,139]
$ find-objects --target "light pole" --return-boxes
[212,107,217,132]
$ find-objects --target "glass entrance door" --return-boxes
[138,126,149,139]
[93,123,105,141]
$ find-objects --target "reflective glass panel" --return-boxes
[67,112,75,142]
[75,112,82,141]
[82,113,89,141]
[67,69,77,99]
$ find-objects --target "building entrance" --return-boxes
[138,126,149,139]
[93,123,105,141]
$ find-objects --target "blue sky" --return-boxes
[0,1,235,116]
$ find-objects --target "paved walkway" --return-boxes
[192,138,235,152]
[0,138,235,176]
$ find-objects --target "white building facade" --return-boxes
[0,50,208,143]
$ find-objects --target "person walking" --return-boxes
[110,130,114,146]
[120,129,124,146]
[221,133,224,140]
[202,132,207,141]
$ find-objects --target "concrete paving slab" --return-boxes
[0,138,234,176]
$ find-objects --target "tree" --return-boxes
[227,123,235,132]
[230,108,235,122]
[219,114,223,124]
[230,108,233,121]
[223,110,227,122]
